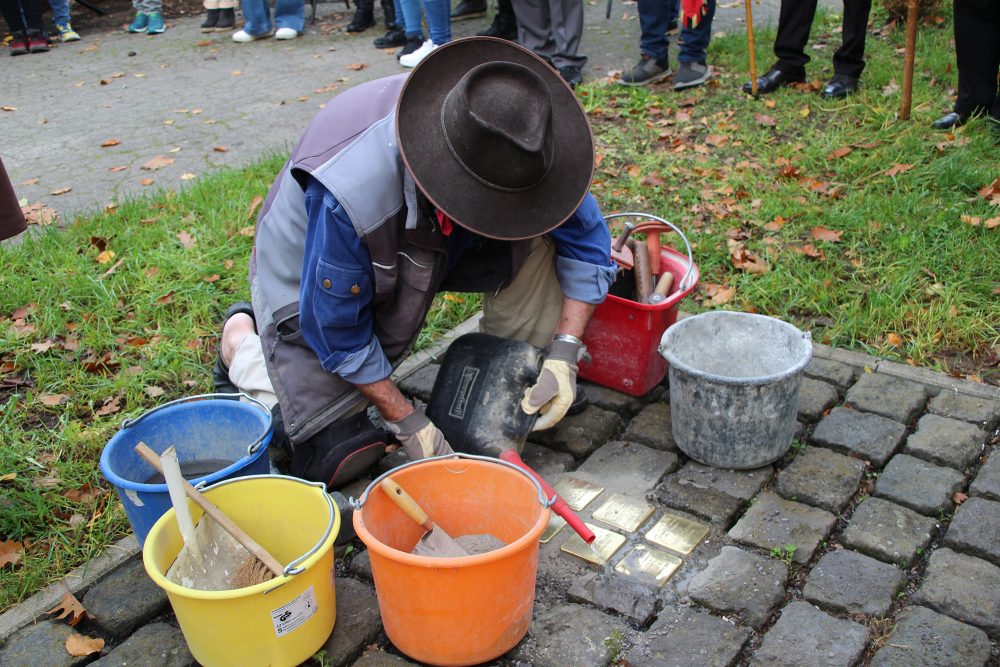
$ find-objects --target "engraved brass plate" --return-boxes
[644,513,709,555]
[561,524,626,565]
[553,476,605,511]
[592,494,654,533]
[614,545,682,588]
[540,514,567,544]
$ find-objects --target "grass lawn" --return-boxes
[1,8,997,610]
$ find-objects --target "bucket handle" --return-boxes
[200,474,335,577]
[120,392,272,457]
[605,212,695,291]
[352,453,556,512]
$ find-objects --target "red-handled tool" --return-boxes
[499,449,596,544]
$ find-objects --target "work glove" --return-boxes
[521,335,581,432]
[386,403,454,460]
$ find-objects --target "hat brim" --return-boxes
[397,37,595,241]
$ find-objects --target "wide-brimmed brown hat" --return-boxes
[396,37,595,241]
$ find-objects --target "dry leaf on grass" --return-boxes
[65,633,104,656]
[95,250,116,265]
[0,539,24,568]
[0,473,16,482]
[94,395,122,417]
[882,163,913,177]
[246,194,264,221]
[810,226,843,242]
[727,239,769,274]
[39,394,70,406]
[754,113,776,127]
[827,146,853,160]
[177,230,195,249]
[885,333,903,347]
[63,483,105,504]
[144,386,166,398]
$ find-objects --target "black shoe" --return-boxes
[346,0,375,32]
[931,111,966,130]
[212,302,255,394]
[477,11,517,40]
[558,64,583,89]
[742,67,805,96]
[373,26,405,47]
[396,34,423,59]
[821,74,859,99]
[200,8,219,31]
[451,0,486,20]
[215,7,235,30]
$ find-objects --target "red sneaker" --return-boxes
[9,34,29,56]
[27,34,49,53]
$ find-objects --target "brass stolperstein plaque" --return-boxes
[644,512,710,555]
[552,476,605,512]
[592,494,655,533]
[614,545,682,588]
[561,524,626,566]
[540,515,567,544]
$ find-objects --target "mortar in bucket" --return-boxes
[143,474,339,667]
[659,311,812,469]
[353,454,551,667]
[100,393,273,545]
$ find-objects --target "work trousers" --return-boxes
[953,0,1000,119]
[773,0,872,79]
[511,0,585,69]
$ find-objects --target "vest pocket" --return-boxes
[313,259,370,326]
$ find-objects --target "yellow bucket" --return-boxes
[143,475,339,667]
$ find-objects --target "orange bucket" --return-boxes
[353,455,550,667]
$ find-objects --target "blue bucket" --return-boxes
[100,393,273,545]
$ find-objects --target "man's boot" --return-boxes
[215,7,235,30]
[380,0,396,29]
[346,0,375,32]
[451,0,486,21]
[477,0,516,40]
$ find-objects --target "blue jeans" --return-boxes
[240,0,304,34]
[637,0,715,64]
[50,0,71,27]
[398,0,449,43]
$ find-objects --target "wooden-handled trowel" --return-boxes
[380,477,469,558]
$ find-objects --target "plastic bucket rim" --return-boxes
[142,474,338,600]
[353,455,551,568]
[100,396,273,493]
[660,311,813,386]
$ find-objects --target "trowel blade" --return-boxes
[412,527,469,558]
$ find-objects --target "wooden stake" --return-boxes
[900,0,919,120]
[745,0,758,98]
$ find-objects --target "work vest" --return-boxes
[249,74,528,444]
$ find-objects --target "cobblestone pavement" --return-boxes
[2,340,999,666]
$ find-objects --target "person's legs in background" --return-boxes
[233,0,273,39]
[202,0,236,31]
[620,0,672,86]
[0,0,30,55]
[674,0,715,89]
[49,0,80,41]
[399,0,447,66]
[743,0,812,94]
[822,0,870,97]
[477,0,517,40]
[953,0,1000,122]
[374,0,406,46]
[395,0,425,59]
[273,0,304,38]
[546,0,585,86]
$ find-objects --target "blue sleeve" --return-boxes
[299,177,393,385]
[547,193,617,304]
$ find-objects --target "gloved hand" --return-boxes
[386,404,454,460]
[521,335,581,432]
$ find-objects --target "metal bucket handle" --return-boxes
[605,212,695,291]
[200,474,335,577]
[120,392,272,457]
[352,453,555,511]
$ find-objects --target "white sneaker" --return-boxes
[232,29,271,43]
[399,39,437,68]
[275,27,298,39]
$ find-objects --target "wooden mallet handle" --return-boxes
[134,442,284,577]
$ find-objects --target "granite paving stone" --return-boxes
[0,620,89,667]
[912,548,1000,638]
[91,622,194,667]
[903,414,988,471]
[796,378,839,422]
[82,557,168,638]
[874,454,966,516]
[529,406,622,459]
[320,577,383,665]
[811,407,907,467]
[572,440,678,497]
[774,446,865,512]
[622,402,677,452]
[687,546,788,628]
[869,605,992,667]
[351,649,420,666]
[969,450,1000,501]
[841,497,937,565]
[348,549,373,582]
[396,364,439,404]
[749,600,868,667]
[802,548,905,617]
[927,390,1000,430]
[728,492,836,564]
[653,475,747,526]
[511,603,626,667]
[844,372,928,424]
[673,462,773,501]
[803,357,857,390]
[624,604,750,667]
[519,442,576,486]
[567,572,659,626]
[942,496,1000,567]
[579,381,644,416]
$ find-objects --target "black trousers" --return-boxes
[0,0,44,34]
[773,0,872,79]
[954,0,1000,119]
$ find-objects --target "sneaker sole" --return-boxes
[618,68,672,87]
[673,67,711,90]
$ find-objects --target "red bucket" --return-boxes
[579,215,699,397]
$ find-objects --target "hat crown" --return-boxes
[440,61,554,192]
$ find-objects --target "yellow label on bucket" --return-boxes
[270,585,318,638]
